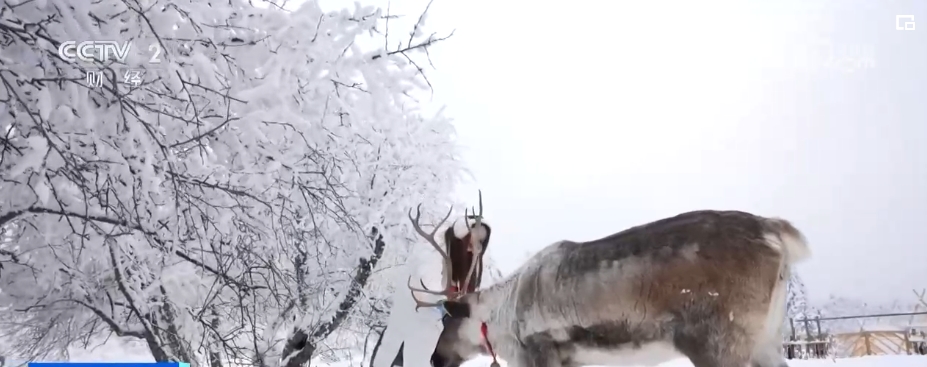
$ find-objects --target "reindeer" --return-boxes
[405,193,491,298]
[407,210,811,367]
[372,195,492,367]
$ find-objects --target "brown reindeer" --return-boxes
[407,210,811,367]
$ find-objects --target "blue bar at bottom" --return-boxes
[30,363,188,367]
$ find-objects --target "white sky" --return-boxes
[305,0,927,305]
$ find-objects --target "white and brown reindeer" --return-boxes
[407,209,811,367]
[379,193,493,367]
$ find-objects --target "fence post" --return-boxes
[814,317,826,357]
[864,332,872,355]
[803,318,813,357]
[814,317,823,339]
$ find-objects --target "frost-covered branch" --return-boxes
[281,227,387,367]
[0,0,461,366]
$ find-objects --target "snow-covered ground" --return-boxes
[42,252,926,367]
[68,352,927,367]
[645,356,927,367]
[422,355,927,367]
[54,258,927,367]
[657,356,927,367]
[64,339,927,367]
[53,260,927,366]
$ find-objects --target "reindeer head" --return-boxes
[429,299,486,367]
[405,194,494,367]
[406,192,490,301]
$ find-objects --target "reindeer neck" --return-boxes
[464,275,518,326]
[458,276,521,362]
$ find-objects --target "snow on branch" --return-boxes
[0,0,461,366]
[280,228,388,367]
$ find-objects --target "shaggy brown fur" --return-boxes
[425,210,810,367]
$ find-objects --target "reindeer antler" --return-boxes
[464,190,484,228]
[462,190,485,294]
[407,203,458,310]
[408,204,453,259]
[407,276,456,311]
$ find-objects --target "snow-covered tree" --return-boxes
[786,271,813,338]
[0,0,460,366]
[815,295,920,335]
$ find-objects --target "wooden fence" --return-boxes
[783,311,927,359]
[833,330,927,356]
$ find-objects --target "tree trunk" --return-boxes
[282,228,387,367]
[209,307,223,367]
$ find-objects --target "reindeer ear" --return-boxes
[442,300,471,318]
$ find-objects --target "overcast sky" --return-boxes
[313,0,926,305]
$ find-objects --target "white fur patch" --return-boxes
[452,218,469,239]
[679,243,700,261]
[451,218,489,244]
[571,341,682,367]
[470,225,488,243]
[456,317,485,348]
[762,228,810,264]
[759,261,790,348]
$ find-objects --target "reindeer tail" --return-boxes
[764,218,811,264]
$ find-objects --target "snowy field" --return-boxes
[464,356,927,367]
[63,338,927,367]
[68,351,927,367]
[448,355,927,367]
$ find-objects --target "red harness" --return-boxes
[481,322,499,367]
[440,293,498,365]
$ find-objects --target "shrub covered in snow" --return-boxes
[0,0,460,366]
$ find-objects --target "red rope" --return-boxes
[480,322,499,365]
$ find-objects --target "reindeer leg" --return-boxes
[749,316,791,366]
[518,335,562,367]
[500,347,529,367]
[674,316,755,367]
[751,347,789,367]
[523,343,562,367]
[683,340,754,367]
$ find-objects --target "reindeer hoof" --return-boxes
[490,362,501,367]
